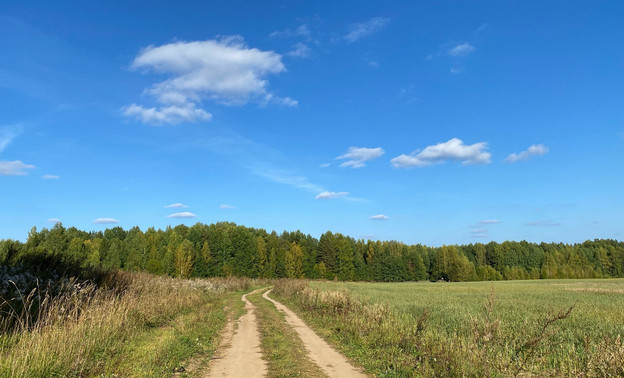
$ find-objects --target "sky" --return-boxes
[0,1,622,245]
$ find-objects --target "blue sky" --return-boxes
[1,1,622,245]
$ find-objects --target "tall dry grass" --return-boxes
[272,279,624,376]
[0,272,253,377]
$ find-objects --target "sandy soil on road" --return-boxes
[206,288,267,378]
[262,289,367,378]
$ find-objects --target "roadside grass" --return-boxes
[272,279,624,377]
[0,272,254,377]
[247,288,326,378]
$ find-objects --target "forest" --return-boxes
[1,222,623,285]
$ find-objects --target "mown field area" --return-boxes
[273,278,624,377]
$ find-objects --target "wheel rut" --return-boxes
[205,287,366,378]
[262,289,366,378]
[205,288,267,378]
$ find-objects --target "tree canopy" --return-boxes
[2,222,623,282]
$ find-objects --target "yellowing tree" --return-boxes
[285,242,303,278]
[175,239,194,278]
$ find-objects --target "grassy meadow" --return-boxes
[0,272,256,377]
[272,278,624,377]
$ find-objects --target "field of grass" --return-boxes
[273,278,624,376]
[0,272,255,377]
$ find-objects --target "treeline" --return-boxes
[1,222,623,282]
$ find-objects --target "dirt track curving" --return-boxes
[206,288,267,378]
[262,289,367,378]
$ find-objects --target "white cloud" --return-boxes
[124,36,294,125]
[505,144,549,163]
[167,211,197,218]
[0,161,35,175]
[479,219,500,225]
[47,218,61,224]
[122,103,212,125]
[42,174,60,180]
[287,42,311,58]
[270,24,310,39]
[93,218,119,224]
[450,67,462,74]
[526,220,561,226]
[319,163,330,168]
[344,17,390,43]
[164,203,188,209]
[448,43,475,56]
[337,147,385,168]
[369,214,389,220]
[391,138,491,168]
[220,204,236,209]
[315,191,349,200]
[368,60,380,68]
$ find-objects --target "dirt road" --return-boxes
[262,289,366,378]
[205,288,366,377]
[206,288,267,378]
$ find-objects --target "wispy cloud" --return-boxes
[254,166,326,193]
[475,23,489,34]
[47,218,61,224]
[200,130,328,195]
[391,138,491,168]
[0,126,35,176]
[344,17,390,43]
[270,24,311,39]
[93,218,119,224]
[505,144,549,163]
[220,204,236,209]
[526,220,561,226]
[448,42,475,56]
[124,36,295,125]
[0,126,21,153]
[167,212,197,218]
[123,103,212,125]
[164,203,188,209]
[42,174,60,180]
[0,161,35,175]
[315,191,349,200]
[472,228,488,233]
[337,147,385,168]
[370,214,389,220]
[479,219,500,225]
[287,42,311,58]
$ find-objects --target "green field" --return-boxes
[273,278,624,376]
[312,279,624,341]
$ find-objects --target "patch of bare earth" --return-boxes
[206,288,268,378]
[263,289,367,378]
